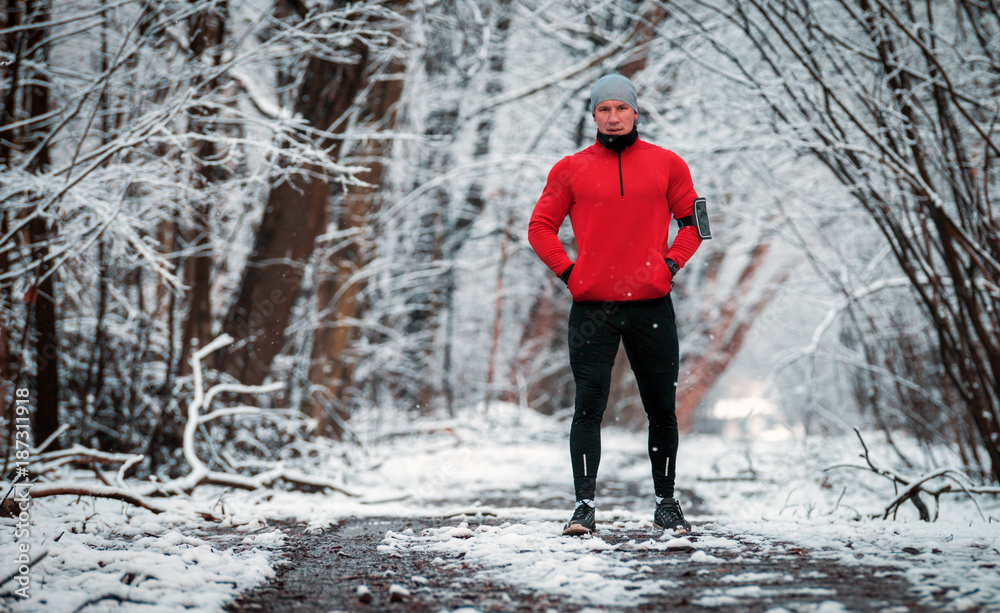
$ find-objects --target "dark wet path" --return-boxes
[226,487,928,613]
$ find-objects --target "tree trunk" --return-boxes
[509,283,568,413]
[307,54,406,437]
[83,0,113,426]
[0,0,17,430]
[484,213,513,416]
[0,211,12,425]
[407,0,511,412]
[177,0,228,375]
[27,221,59,447]
[217,50,368,385]
[19,0,59,448]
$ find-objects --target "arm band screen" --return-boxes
[676,198,712,239]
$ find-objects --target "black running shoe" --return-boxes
[562,503,596,535]
[653,498,691,534]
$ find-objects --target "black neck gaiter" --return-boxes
[596,126,638,153]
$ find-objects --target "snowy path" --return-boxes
[228,492,924,612]
[224,408,998,612]
[5,407,997,612]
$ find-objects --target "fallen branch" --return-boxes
[32,445,144,478]
[175,334,286,493]
[33,424,70,454]
[19,336,359,512]
[70,592,158,613]
[155,465,356,497]
[0,548,47,589]
[152,334,358,498]
[824,428,998,521]
[28,484,168,514]
[274,468,356,495]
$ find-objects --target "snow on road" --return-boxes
[353,407,999,611]
[2,404,998,611]
[379,521,728,606]
[0,497,279,612]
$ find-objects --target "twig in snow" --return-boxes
[70,592,158,613]
[115,454,144,488]
[32,445,145,478]
[28,484,169,514]
[0,548,48,589]
[153,334,358,498]
[824,428,997,522]
[33,424,70,454]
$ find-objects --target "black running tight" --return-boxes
[567,295,680,501]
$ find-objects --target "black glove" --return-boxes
[559,263,575,285]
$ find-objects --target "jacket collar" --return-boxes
[595,126,639,153]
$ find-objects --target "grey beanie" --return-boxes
[590,74,638,114]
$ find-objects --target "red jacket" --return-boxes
[528,138,703,302]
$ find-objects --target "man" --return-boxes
[528,73,709,536]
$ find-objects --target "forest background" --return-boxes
[1,0,998,490]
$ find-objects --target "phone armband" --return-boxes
[676,198,712,240]
[693,197,712,239]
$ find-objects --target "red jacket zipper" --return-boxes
[617,152,624,197]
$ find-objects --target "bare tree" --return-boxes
[682,0,1000,481]
[0,0,20,436]
[176,0,229,376]
[0,0,410,465]
[2,0,62,448]
[217,1,404,388]
[306,42,407,438]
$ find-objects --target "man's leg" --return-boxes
[567,302,620,504]
[569,360,615,500]
[620,296,682,501]
[633,368,679,498]
[622,296,690,532]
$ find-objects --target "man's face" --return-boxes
[593,100,637,135]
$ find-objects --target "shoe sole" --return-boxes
[654,523,691,535]
[562,522,594,536]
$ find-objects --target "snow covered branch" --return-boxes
[155,334,356,497]
[27,484,169,515]
[32,446,145,479]
[824,429,999,521]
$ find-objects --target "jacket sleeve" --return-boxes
[528,158,575,278]
[664,152,703,269]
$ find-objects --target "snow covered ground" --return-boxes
[2,404,998,611]
[0,494,279,612]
